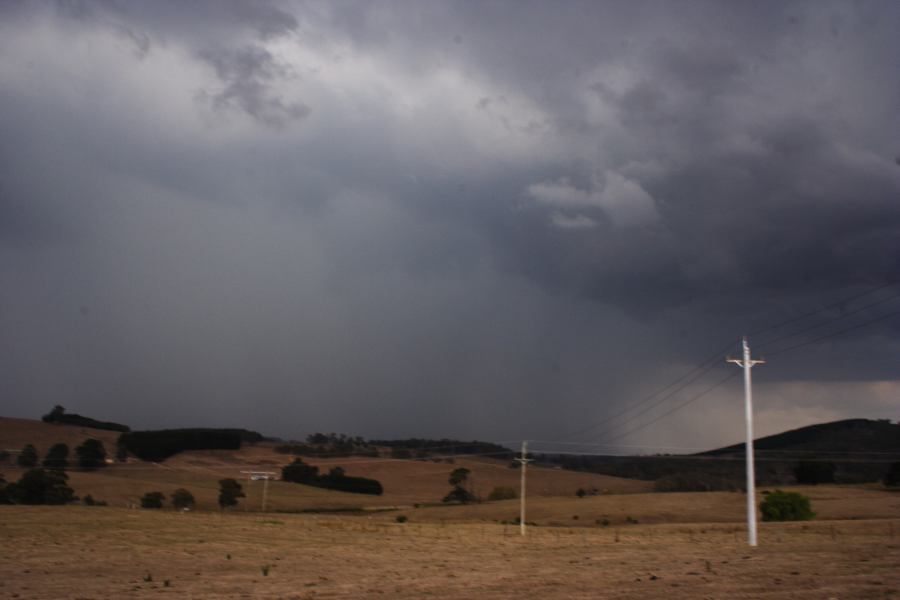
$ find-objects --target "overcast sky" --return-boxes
[1,1,898,452]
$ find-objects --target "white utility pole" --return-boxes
[515,440,532,536]
[240,470,277,512]
[727,337,765,547]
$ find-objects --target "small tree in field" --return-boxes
[218,478,244,509]
[42,443,69,471]
[17,444,38,468]
[760,490,814,522]
[6,469,75,504]
[171,488,195,510]
[76,439,107,470]
[141,491,165,509]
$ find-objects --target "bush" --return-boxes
[141,491,165,509]
[395,515,408,523]
[488,486,517,501]
[760,490,815,522]
[171,488,196,510]
[442,485,475,504]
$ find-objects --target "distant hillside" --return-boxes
[538,418,900,488]
[703,418,900,457]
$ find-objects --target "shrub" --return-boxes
[488,486,517,501]
[75,439,107,470]
[171,488,196,510]
[17,444,38,468]
[760,490,814,522]
[576,488,586,498]
[442,485,475,504]
[395,515,408,523]
[141,491,165,509]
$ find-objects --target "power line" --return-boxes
[757,290,900,352]
[766,305,900,357]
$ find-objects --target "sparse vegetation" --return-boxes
[760,490,815,522]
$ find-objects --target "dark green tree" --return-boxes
[140,491,165,509]
[6,469,75,504]
[42,405,66,423]
[0,474,9,504]
[884,462,900,487]
[115,440,128,462]
[75,439,107,470]
[793,461,836,485]
[171,488,196,510]
[281,458,319,483]
[448,467,470,487]
[42,443,69,471]
[17,444,38,468]
[218,478,244,509]
[443,467,475,503]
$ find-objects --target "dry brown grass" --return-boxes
[0,506,898,599]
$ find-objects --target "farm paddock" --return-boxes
[1,506,898,599]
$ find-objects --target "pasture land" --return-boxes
[1,506,898,599]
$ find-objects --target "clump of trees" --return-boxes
[280,459,383,495]
[118,428,263,462]
[218,478,245,509]
[760,490,815,521]
[0,469,75,504]
[443,467,476,504]
[42,405,130,432]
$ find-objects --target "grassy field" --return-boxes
[1,506,898,599]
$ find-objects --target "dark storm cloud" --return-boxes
[0,1,898,449]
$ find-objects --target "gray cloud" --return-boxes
[0,1,898,450]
